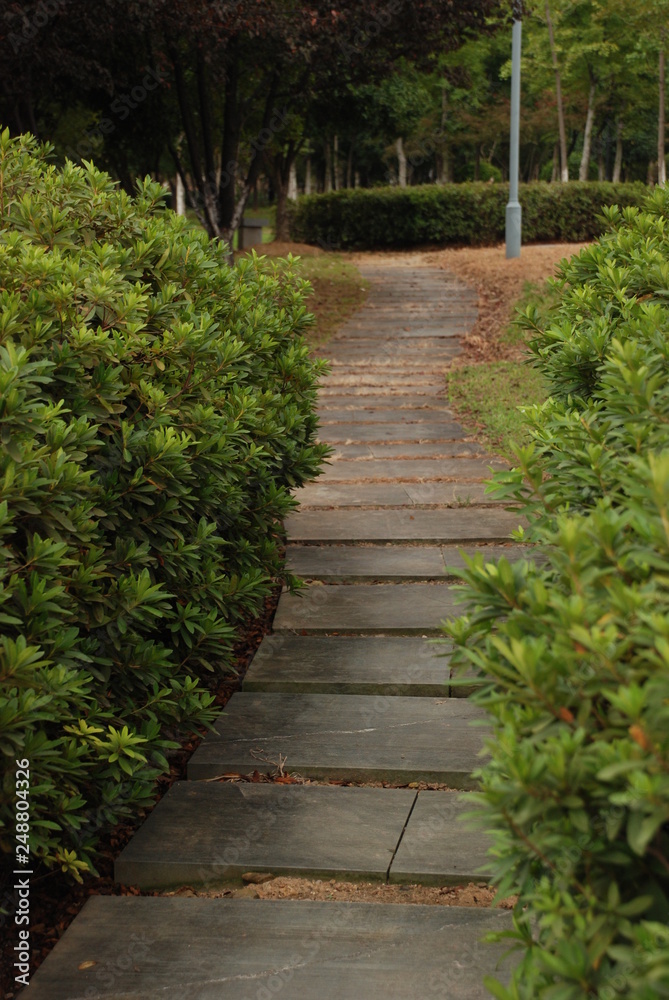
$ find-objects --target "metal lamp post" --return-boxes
[506,0,523,258]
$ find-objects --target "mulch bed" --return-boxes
[0,584,282,1000]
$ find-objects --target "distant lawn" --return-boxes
[298,254,369,349]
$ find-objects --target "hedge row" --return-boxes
[0,131,327,878]
[444,193,669,996]
[288,181,648,249]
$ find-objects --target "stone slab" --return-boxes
[286,544,531,582]
[187,693,486,785]
[318,395,452,411]
[319,424,470,443]
[243,635,451,695]
[293,480,499,511]
[285,509,522,543]
[287,544,448,581]
[389,792,491,885]
[316,459,499,482]
[321,376,445,388]
[318,385,443,397]
[115,783,416,888]
[272,583,459,634]
[328,442,486,460]
[320,403,463,424]
[22,897,513,1000]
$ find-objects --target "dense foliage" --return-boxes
[443,190,669,996]
[0,131,327,878]
[288,181,647,249]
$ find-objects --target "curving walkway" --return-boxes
[23,263,521,999]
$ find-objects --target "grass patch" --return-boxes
[447,360,547,459]
[447,276,560,458]
[298,254,369,349]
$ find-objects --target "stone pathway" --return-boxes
[23,264,520,998]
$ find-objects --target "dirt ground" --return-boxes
[164,875,515,909]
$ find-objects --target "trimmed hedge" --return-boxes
[288,181,648,249]
[443,193,669,996]
[0,131,327,878]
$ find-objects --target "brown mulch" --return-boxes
[0,585,282,1000]
[163,875,515,910]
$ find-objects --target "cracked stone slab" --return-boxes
[272,583,459,634]
[285,509,523,544]
[389,792,492,885]
[243,635,451,695]
[187,693,486,785]
[115,783,416,888]
[22,896,514,1000]
[286,544,531,582]
[316,458,500,483]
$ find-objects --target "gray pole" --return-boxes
[506,1,523,258]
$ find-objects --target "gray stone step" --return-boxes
[285,508,521,544]
[391,792,491,885]
[292,481,504,508]
[319,410,459,426]
[272,582,458,634]
[115,783,416,889]
[316,458,499,482]
[318,384,443,397]
[325,442,484,460]
[22,896,514,1000]
[187,693,486,785]
[321,375,444,388]
[318,395,452,410]
[243,636,452,695]
[287,543,530,582]
[319,424,470,444]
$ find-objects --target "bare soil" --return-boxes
[164,875,515,909]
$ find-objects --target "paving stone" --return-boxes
[285,508,523,543]
[320,424,473,445]
[328,442,485,460]
[115,783,416,888]
[318,384,443,397]
[243,635,451,695]
[293,483,414,507]
[292,481,498,508]
[319,404,456,424]
[287,544,448,581]
[286,543,531,582]
[22,896,514,1000]
[316,458,499,482]
[273,582,459,634]
[389,792,491,885]
[187,693,486,785]
[318,395,452,411]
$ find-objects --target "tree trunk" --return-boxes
[305,156,312,195]
[324,139,333,192]
[354,170,360,188]
[175,173,186,215]
[545,1,569,182]
[333,134,342,190]
[287,161,298,201]
[346,141,354,189]
[659,45,666,186]
[648,159,657,185]
[612,119,624,183]
[396,137,407,187]
[551,142,559,182]
[219,48,240,234]
[579,75,597,181]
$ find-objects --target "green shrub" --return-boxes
[443,191,669,996]
[0,131,327,878]
[288,181,648,250]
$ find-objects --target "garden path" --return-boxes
[23,263,521,999]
